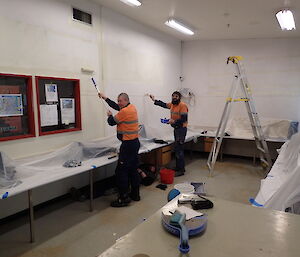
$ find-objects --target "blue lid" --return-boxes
[2,192,8,199]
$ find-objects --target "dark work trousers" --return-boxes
[116,138,140,197]
[174,127,187,171]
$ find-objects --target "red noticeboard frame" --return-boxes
[35,76,82,136]
[0,73,35,142]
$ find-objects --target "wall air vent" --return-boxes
[73,8,92,25]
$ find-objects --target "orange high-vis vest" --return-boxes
[167,101,188,127]
[113,104,139,140]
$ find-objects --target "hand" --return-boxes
[98,92,107,100]
[149,94,155,101]
[168,119,175,124]
[107,110,112,116]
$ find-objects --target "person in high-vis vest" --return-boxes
[98,92,140,207]
[149,91,188,177]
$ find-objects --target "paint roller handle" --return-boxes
[149,94,155,101]
[91,78,108,100]
[91,78,100,93]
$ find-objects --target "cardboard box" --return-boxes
[204,137,214,152]
[141,145,172,166]
[160,145,172,165]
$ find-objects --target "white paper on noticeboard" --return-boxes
[60,98,75,124]
[0,94,23,117]
[45,84,58,102]
[40,104,58,126]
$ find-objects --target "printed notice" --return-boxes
[45,84,58,102]
[40,104,58,126]
[0,94,23,117]
[60,98,75,124]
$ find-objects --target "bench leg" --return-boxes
[28,189,35,243]
[89,170,94,212]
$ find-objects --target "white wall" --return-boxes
[0,0,104,159]
[101,7,181,139]
[182,38,300,127]
[0,0,181,218]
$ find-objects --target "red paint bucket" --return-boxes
[160,168,175,184]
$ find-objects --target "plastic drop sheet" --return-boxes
[254,132,300,214]
[226,117,297,139]
[0,129,202,198]
[0,152,22,189]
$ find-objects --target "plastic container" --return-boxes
[174,183,194,194]
[160,168,175,184]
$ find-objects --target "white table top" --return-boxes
[98,197,300,257]
[200,131,287,143]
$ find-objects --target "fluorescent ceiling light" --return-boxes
[276,10,296,30]
[165,19,194,35]
[120,0,142,7]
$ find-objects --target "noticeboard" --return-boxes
[35,76,81,136]
[0,73,35,141]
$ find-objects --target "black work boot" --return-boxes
[130,187,140,201]
[110,194,131,207]
[175,169,185,177]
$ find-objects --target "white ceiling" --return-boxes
[95,0,300,40]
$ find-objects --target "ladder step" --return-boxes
[251,124,261,128]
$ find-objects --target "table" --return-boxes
[98,197,300,257]
[188,132,286,163]
[0,131,201,243]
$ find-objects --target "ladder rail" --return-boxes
[207,56,273,176]
[207,75,240,175]
[236,62,272,168]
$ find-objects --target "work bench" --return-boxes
[98,197,300,257]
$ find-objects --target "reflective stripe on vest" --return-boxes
[171,111,188,115]
[119,120,138,124]
[117,130,139,135]
[113,117,138,125]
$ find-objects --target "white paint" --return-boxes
[182,38,300,127]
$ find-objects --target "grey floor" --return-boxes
[0,154,265,257]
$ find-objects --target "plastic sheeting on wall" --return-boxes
[226,117,298,139]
